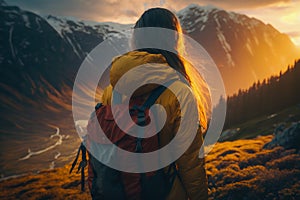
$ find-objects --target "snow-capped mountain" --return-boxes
[41,5,300,94]
[44,15,132,59]
[177,4,299,94]
[0,4,79,104]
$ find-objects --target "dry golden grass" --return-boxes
[0,165,91,200]
[0,135,299,200]
[206,135,300,200]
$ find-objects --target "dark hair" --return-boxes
[133,8,209,131]
[133,8,190,83]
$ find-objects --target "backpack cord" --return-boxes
[70,144,81,174]
[80,144,87,191]
[70,103,102,192]
[69,143,87,192]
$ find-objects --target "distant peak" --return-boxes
[46,14,56,19]
[193,4,221,11]
[177,3,221,16]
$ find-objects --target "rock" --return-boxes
[218,128,240,142]
[264,121,300,150]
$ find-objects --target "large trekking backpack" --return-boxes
[70,85,177,200]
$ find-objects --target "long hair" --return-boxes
[133,8,209,131]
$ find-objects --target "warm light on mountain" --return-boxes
[177,5,300,95]
[238,1,300,47]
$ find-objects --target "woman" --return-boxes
[98,8,208,200]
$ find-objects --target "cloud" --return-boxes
[7,0,148,23]
[123,9,139,17]
[202,0,291,9]
[162,0,291,11]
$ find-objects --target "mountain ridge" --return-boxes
[34,3,300,94]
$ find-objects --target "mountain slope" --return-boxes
[0,4,84,132]
[177,4,300,94]
[0,4,80,100]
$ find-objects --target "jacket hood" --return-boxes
[109,51,180,97]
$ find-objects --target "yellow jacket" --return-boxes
[101,51,208,200]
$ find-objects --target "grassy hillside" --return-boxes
[1,135,299,200]
[222,104,300,141]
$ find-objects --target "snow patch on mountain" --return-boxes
[44,15,132,39]
[217,29,234,66]
[214,14,234,66]
[177,4,217,33]
[43,15,133,58]
[246,43,253,56]
[22,14,31,28]
[177,3,218,17]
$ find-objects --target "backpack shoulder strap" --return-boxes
[135,79,176,152]
[141,79,176,110]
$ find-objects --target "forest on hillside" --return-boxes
[224,59,300,128]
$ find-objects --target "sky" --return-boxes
[6,0,300,46]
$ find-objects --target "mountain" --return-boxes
[0,4,80,129]
[177,4,300,94]
[0,4,81,97]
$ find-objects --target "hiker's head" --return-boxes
[132,8,189,82]
[133,8,209,131]
[134,7,179,31]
